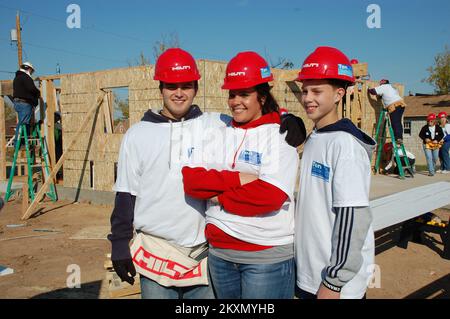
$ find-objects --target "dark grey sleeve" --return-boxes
[322,206,373,292]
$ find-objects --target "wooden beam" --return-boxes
[21,92,106,220]
[0,97,6,180]
[21,182,28,214]
[45,80,56,168]
[102,94,113,134]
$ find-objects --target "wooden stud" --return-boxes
[103,93,113,134]
[46,80,57,169]
[21,182,28,214]
[0,97,5,180]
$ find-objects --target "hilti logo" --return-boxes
[303,63,319,68]
[132,246,202,279]
[172,65,191,71]
[228,71,246,77]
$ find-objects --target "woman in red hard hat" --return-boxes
[294,46,376,299]
[419,113,444,176]
[437,111,450,173]
[182,51,300,299]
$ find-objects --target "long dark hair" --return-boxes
[255,83,280,115]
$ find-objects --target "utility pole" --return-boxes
[16,11,23,67]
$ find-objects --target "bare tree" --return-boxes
[127,51,151,67]
[264,47,294,69]
[152,32,180,62]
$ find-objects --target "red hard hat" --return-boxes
[154,48,201,83]
[438,111,448,119]
[383,142,393,153]
[427,113,437,121]
[350,59,359,64]
[222,51,273,90]
[295,46,355,84]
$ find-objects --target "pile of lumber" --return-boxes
[104,254,140,298]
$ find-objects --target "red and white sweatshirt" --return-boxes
[182,112,299,251]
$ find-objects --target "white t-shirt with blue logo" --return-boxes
[295,129,374,299]
[188,123,299,246]
[114,112,228,247]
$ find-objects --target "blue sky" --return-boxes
[0,0,448,94]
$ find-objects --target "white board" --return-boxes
[370,182,450,231]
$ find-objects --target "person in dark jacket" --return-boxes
[419,113,444,176]
[13,61,40,146]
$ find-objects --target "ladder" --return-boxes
[373,109,414,179]
[4,123,57,202]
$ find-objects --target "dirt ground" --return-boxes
[0,198,449,299]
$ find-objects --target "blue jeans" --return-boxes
[208,253,295,299]
[13,101,33,146]
[423,145,439,175]
[140,275,215,299]
[439,141,450,171]
[389,107,404,140]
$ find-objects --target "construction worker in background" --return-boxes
[182,51,299,299]
[294,46,376,299]
[108,48,306,299]
[419,113,444,176]
[381,142,416,175]
[368,79,406,144]
[437,111,450,173]
[12,62,40,147]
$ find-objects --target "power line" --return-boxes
[0,37,126,64]
[0,3,150,43]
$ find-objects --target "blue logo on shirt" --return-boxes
[311,161,330,182]
[338,64,353,77]
[238,150,262,166]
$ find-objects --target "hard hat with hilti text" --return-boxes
[295,46,355,84]
[154,48,201,83]
[222,51,273,90]
[427,113,437,121]
[438,111,448,119]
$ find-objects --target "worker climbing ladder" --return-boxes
[374,108,414,179]
[4,123,57,202]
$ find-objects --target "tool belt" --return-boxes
[385,100,406,113]
[13,98,30,104]
[130,232,209,287]
[425,140,443,150]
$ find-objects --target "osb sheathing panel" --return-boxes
[58,62,395,192]
[63,168,91,189]
[94,161,115,191]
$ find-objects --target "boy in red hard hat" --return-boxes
[294,46,376,299]
[437,111,450,173]
[108,48,306,299]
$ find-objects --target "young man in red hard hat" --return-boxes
[437,111,450,173]
[294,46,376,299]
[368,79,406,144]
[419,113,445,176]
[108,48,306,299]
